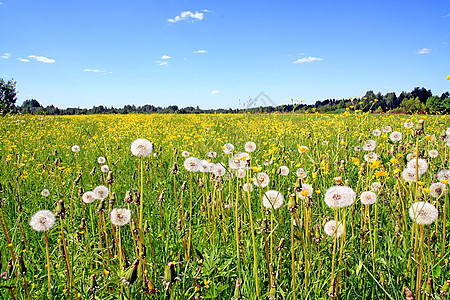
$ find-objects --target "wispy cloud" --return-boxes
[168,11,204,23]
[211,90,220,94]
[83,68,106,73]
[28,55,55,63]
[444,13,450,17]
[416,48,431,54]
[160,55,171,59]
[17,58,30,62]
[0,2,3,5]
[193,50,207,54]
[156,61,169,66]
[1,53,11,59]
[202,9,212,12]
[293,56,323,63]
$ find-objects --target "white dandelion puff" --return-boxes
[371,182,382,192]
[372,129,381,137]
[360,191,376,205]
[409,201,438,225]
[364,152,378,163]
[390,131,402,142]
[429,182,447,198]
[130,139,153,157]
[82,191,96,204]
[297,183,313,199]
[222,143,234,154]
[244,141,257,153]
[262,190,284,210]
[93,185,109,200]
[254,172,270,188]
[402,168,419,182]
[181,151,190,158]
[362,140,377,151]
[41,189,50,197]
[243,183,253,192]
[278,166,289,176]
[184,157,200,172]
[437,170,450,181]
[212,163,226,177]
[101,165,110,173]
[382,125,392,133]
[324,186,355,208]
[428,150,439,158]
[296,168,307,179]
[324,220,344,238]
[29,210,56,232]
[406,158,428,176]
[110,208,132,226]
[97,156,106,164]
[71,145,80,152]
[404,121,414,129]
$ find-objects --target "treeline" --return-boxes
[13,87,450,115]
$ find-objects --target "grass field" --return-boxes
[0,112,450,299]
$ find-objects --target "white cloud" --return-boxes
[442,42,449,45]
[416,48,431,54]
[202,9,212,12]
[156,61,169,66]
[1,53,11,59]
[193,50,207,54]
[211,90,220,94]
[28,55,55,63]
[444,13,450,17]
[168,11,204,23]
[161,55,171,59]
[83,68,106,73]
[17,58,30,62]
[0,2,3,5]
[293,56,323,63]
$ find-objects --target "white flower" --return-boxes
[82,191,96,204]
[409,201,438,225]
[389,131,402,142]
[428,150,439,158]
[429,182,447,198]
[198,160,212,173]
[371,182,382,192]
[236,168,246,178]
[437,170,450,181]
[207,151,217,159]
[382,125,392,133]
[360,191,376,205]
[262,190,284,210]
[101,165,110,173]
[278,166,289,176]
[110,208,132,226]
[324,186,355,208]
[93,185,109,200]
[229,153,248,170]
[404,121,414,129]
[296,168,307,179]
[29,210,56,232]
[402,168,419,182]
[97,156,106,164]
[324,220,344,238]
[181,151,190,158]
[184,157,200,172]
[297,183,313,199]
[362,140,377,151]
[212,163,226,177]
[243,183,253,192]
[254,172,270,188]
[72,145,80,152]
[364,152,378,163]
[41,189,50,197]
[406,158,428,176]
[372,129,381,137]
[244,141,257,152]
[130,139,153,157]
[222,143,234,154]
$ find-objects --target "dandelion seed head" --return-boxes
[324,220,344,238]
[222,143,234,154]
[184,157,200,172]
[429,182,447,198]
[360,191,376,205]
[262,190,284,210]
[372,129,381,136]
[364,152,378,163]
[93,185,109,200]
[254,172,270,188]
[402,168,419,182]
[362,140,377,151]
[382,125,392,133]
[296,168,307,179]
[278,166,289,176]
[404,121,414,129]
[428,149,439,158]
[97,156,106,164]
[243,183,253,192]
[29,210,55,232]
[198,160,212,173]
[72,145,80,152]
[406,158,428,175]
[324,186,355,208]
[101,164,110,173]
[244,141,257,152]
[181,151,190,158]
[297,183,313,199]
[82,191,96,204]
[371,182,382,192]
[212,163,226,177]
[390,131,402,142]
[110,208,132,226]
[437,170,450,181]
[41,189,50,197]
[409,201,438,225]
[130,139,153,157]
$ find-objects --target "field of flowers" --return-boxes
[0,112,450,300]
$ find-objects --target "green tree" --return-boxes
[401,97,425,113]
[425,96,444,113]
[0,78,17,115]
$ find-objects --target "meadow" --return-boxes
[0,111,450,299]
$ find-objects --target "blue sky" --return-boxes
[1,0,449,109]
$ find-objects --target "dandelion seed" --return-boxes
[181,151,190,158]
[72,145,80,152]
[243,183,253,192]
[262,190,284,210]
[371,182,382,192]
[130,139,153,157]
[354,146,361,152]
[101,165,110,173]
[297,183,313,199]
[110,208,132,226]
[82,191,96,204]
[244,141,257,152]
[360,191,376,205]
[389,131,402,142]
[229,153,247,170]
[409,201,438,225]
[212,163,226,177]
[372,129,381,137]
[324,220,344,238]
[324,186,355,208]
[29,210,56,232]
[296,168,307,179]
[406,158,428,176]
[404,121,414,129]
[364,152,378,163]
[97,156,106,164]
[222,143,234,154]
[382,125,392,133]
[41,189,50,197]
[254,172,270,188]
[429,182,447,198]
[278,166,289,176]
[428,149,439,158]
[207,151,217,159]
[437,170,450,181]
[198,160,212,173]
[402,168,419,182]
[184,157,200,172]
[362,140,377,151]
[93,185,109,200]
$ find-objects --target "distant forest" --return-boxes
[13,87,450,115]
